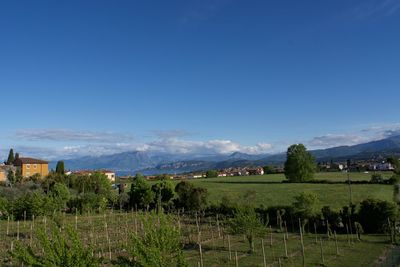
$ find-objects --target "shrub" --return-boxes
[370,174,384,183]
[229,208,266,252]
[174,181,207,211]
[292,192,320,232]
[357,198,397,233]
[11,223,98,266]
[117,213,187,266]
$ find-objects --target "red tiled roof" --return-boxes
[14,157,49,165]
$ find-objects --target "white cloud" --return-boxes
[15,129,134,143]
[353,0,400,18]
[307,123,400,149]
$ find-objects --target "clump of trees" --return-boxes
[174,181,208,211]
[284,144,316,182]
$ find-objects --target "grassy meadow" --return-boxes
[143,172,395,210]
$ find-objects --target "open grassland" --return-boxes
[0,212,392,266]
[142,172,394,209]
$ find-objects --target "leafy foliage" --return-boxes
[292,192,320,231]
[358,198,398,233]
[55,161,65,175]
[229,207,266,252]
[174,181,207,211]
[129,175,154,210]
[11,223,98,266]
[206,170,218,178]
[118,213,187,267]
[284,144,316,182]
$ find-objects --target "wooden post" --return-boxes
[326,220,330,239]
[262,239,267,267]
[235,251,239,267]
[278,257,282,267]
[30,223,33,246]
[75,210,78,230]
[228,235,232,261]
[346,223,350,245]
[17,221,20,241]
[283,234,288,258]
[314,222,318,244]
[269,226,273,247]
[284,221,289,240]
[198,231,204,267]
[217,214,221,238]
[320,238,325,265]
[7,216,9,236]
[299,219,306,267]
[334,231,339,255]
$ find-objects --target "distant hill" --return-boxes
[56,135,400,175]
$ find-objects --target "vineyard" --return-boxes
[0,211,392,266]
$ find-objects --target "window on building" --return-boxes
[33,164,37,169]
[26,164,30,169]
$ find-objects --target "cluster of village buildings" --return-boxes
[144,166,266,180]
[1,152,396,185]
[0,155,116,183]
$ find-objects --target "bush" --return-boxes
[357,198,397,233]
[370,174,384,183]
[292,192,320,232]
[68,193,108,214]
[174,181,207,211]
[206,170,218,178]
[117,213,187,266]
[12,223,98,266]
[229,208,266,252]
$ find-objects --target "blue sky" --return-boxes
[1,0,400,160]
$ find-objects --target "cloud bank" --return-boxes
[5,123,400,160]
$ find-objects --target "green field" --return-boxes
[0,212,393,267]
[143,172,395,209]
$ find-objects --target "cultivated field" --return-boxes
[0,211,392,267]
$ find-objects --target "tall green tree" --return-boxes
[55,161,65,175]
[284,144,316,182]
[129,175,154,210]
[6,149,14,165]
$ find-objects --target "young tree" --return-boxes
[387,156,400,174]
[55,161,65,175]
[117,213,187,267]
[292,192,320,232]
[7,171,16,186]
[284,144,316,182]
[229,208,266,252]
[151,180,175,210]
[206,170,218,178]
[6,149,14,165]
[129,175,154,210]
[11,224,98,266]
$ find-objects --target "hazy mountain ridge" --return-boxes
[56,135,400,175]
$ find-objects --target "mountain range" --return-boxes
[55,135,400,176]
